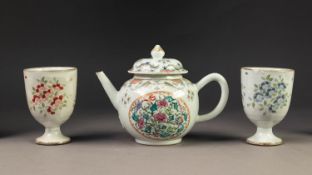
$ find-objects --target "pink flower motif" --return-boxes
[138,118,144,129]
[53,99,62,106]
[157,100,168,107]
[153,113,167,122]
[131,79,140,84]
[149,95,156,101]
[161,70,174,73]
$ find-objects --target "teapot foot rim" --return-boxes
[135,138,182,146]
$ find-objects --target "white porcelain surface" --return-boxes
[241,67,294,146]
[24,67,77,145]
[96,45,229,145]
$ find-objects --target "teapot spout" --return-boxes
[96,71,119,110]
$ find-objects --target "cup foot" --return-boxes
[36,127,71,146]
[247,128,282,146]
[135,138,182,146]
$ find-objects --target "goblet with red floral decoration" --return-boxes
[24,67,77,145]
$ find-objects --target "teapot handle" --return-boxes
[196,73,229,122]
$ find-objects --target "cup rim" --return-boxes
[241,67,294,73]
[24,67,77,73]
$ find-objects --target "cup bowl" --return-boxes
[241,67,294,146]
[24,67,77,145]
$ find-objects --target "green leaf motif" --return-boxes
[173,103,179,110]
[169,115,174,121]
[132,113,139,122]
[177,125,184,132]
[150,103,158,112]
[144,126,151,133]
[165,96,174,102]
[160,132,170,138]
[183,113,187,122]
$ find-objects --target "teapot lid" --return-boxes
[128,45,188,75]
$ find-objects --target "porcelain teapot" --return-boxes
[96,45,229,145]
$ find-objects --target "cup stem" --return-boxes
[36,127,70,145]
[256,127,273,135]
[247,127,282,146]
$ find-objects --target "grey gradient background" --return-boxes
[1,1,312,174]
[0,0,311,124]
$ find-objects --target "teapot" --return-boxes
[96,45,229,145]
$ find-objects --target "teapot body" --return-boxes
[116,75,198,145]
[96,45,229,145]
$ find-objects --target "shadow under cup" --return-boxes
[241,67,294,146]
[23,67,77,145]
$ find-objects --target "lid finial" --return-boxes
[151,45,165,60]
[128,44,188,74]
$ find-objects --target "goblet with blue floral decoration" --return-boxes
[241,67,294,146]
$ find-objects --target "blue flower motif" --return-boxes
[250,76,288,114]
[254,93,264,102]
[274,95,285,105]
[136,101,142,111]
[269,104,279,113]
[278,83,286,90]
[260,81,271,92]
[265,88,276,97]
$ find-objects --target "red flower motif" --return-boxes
[138,118,144,129]
[53,83,64,90]
[32,95,40,102]
[31,78,67,116]
[157,100,168,107]
[153,113,167,122]
[149,95,156,101]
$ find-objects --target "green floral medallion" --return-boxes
[129,91,190,140]
[247,75,289,115]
